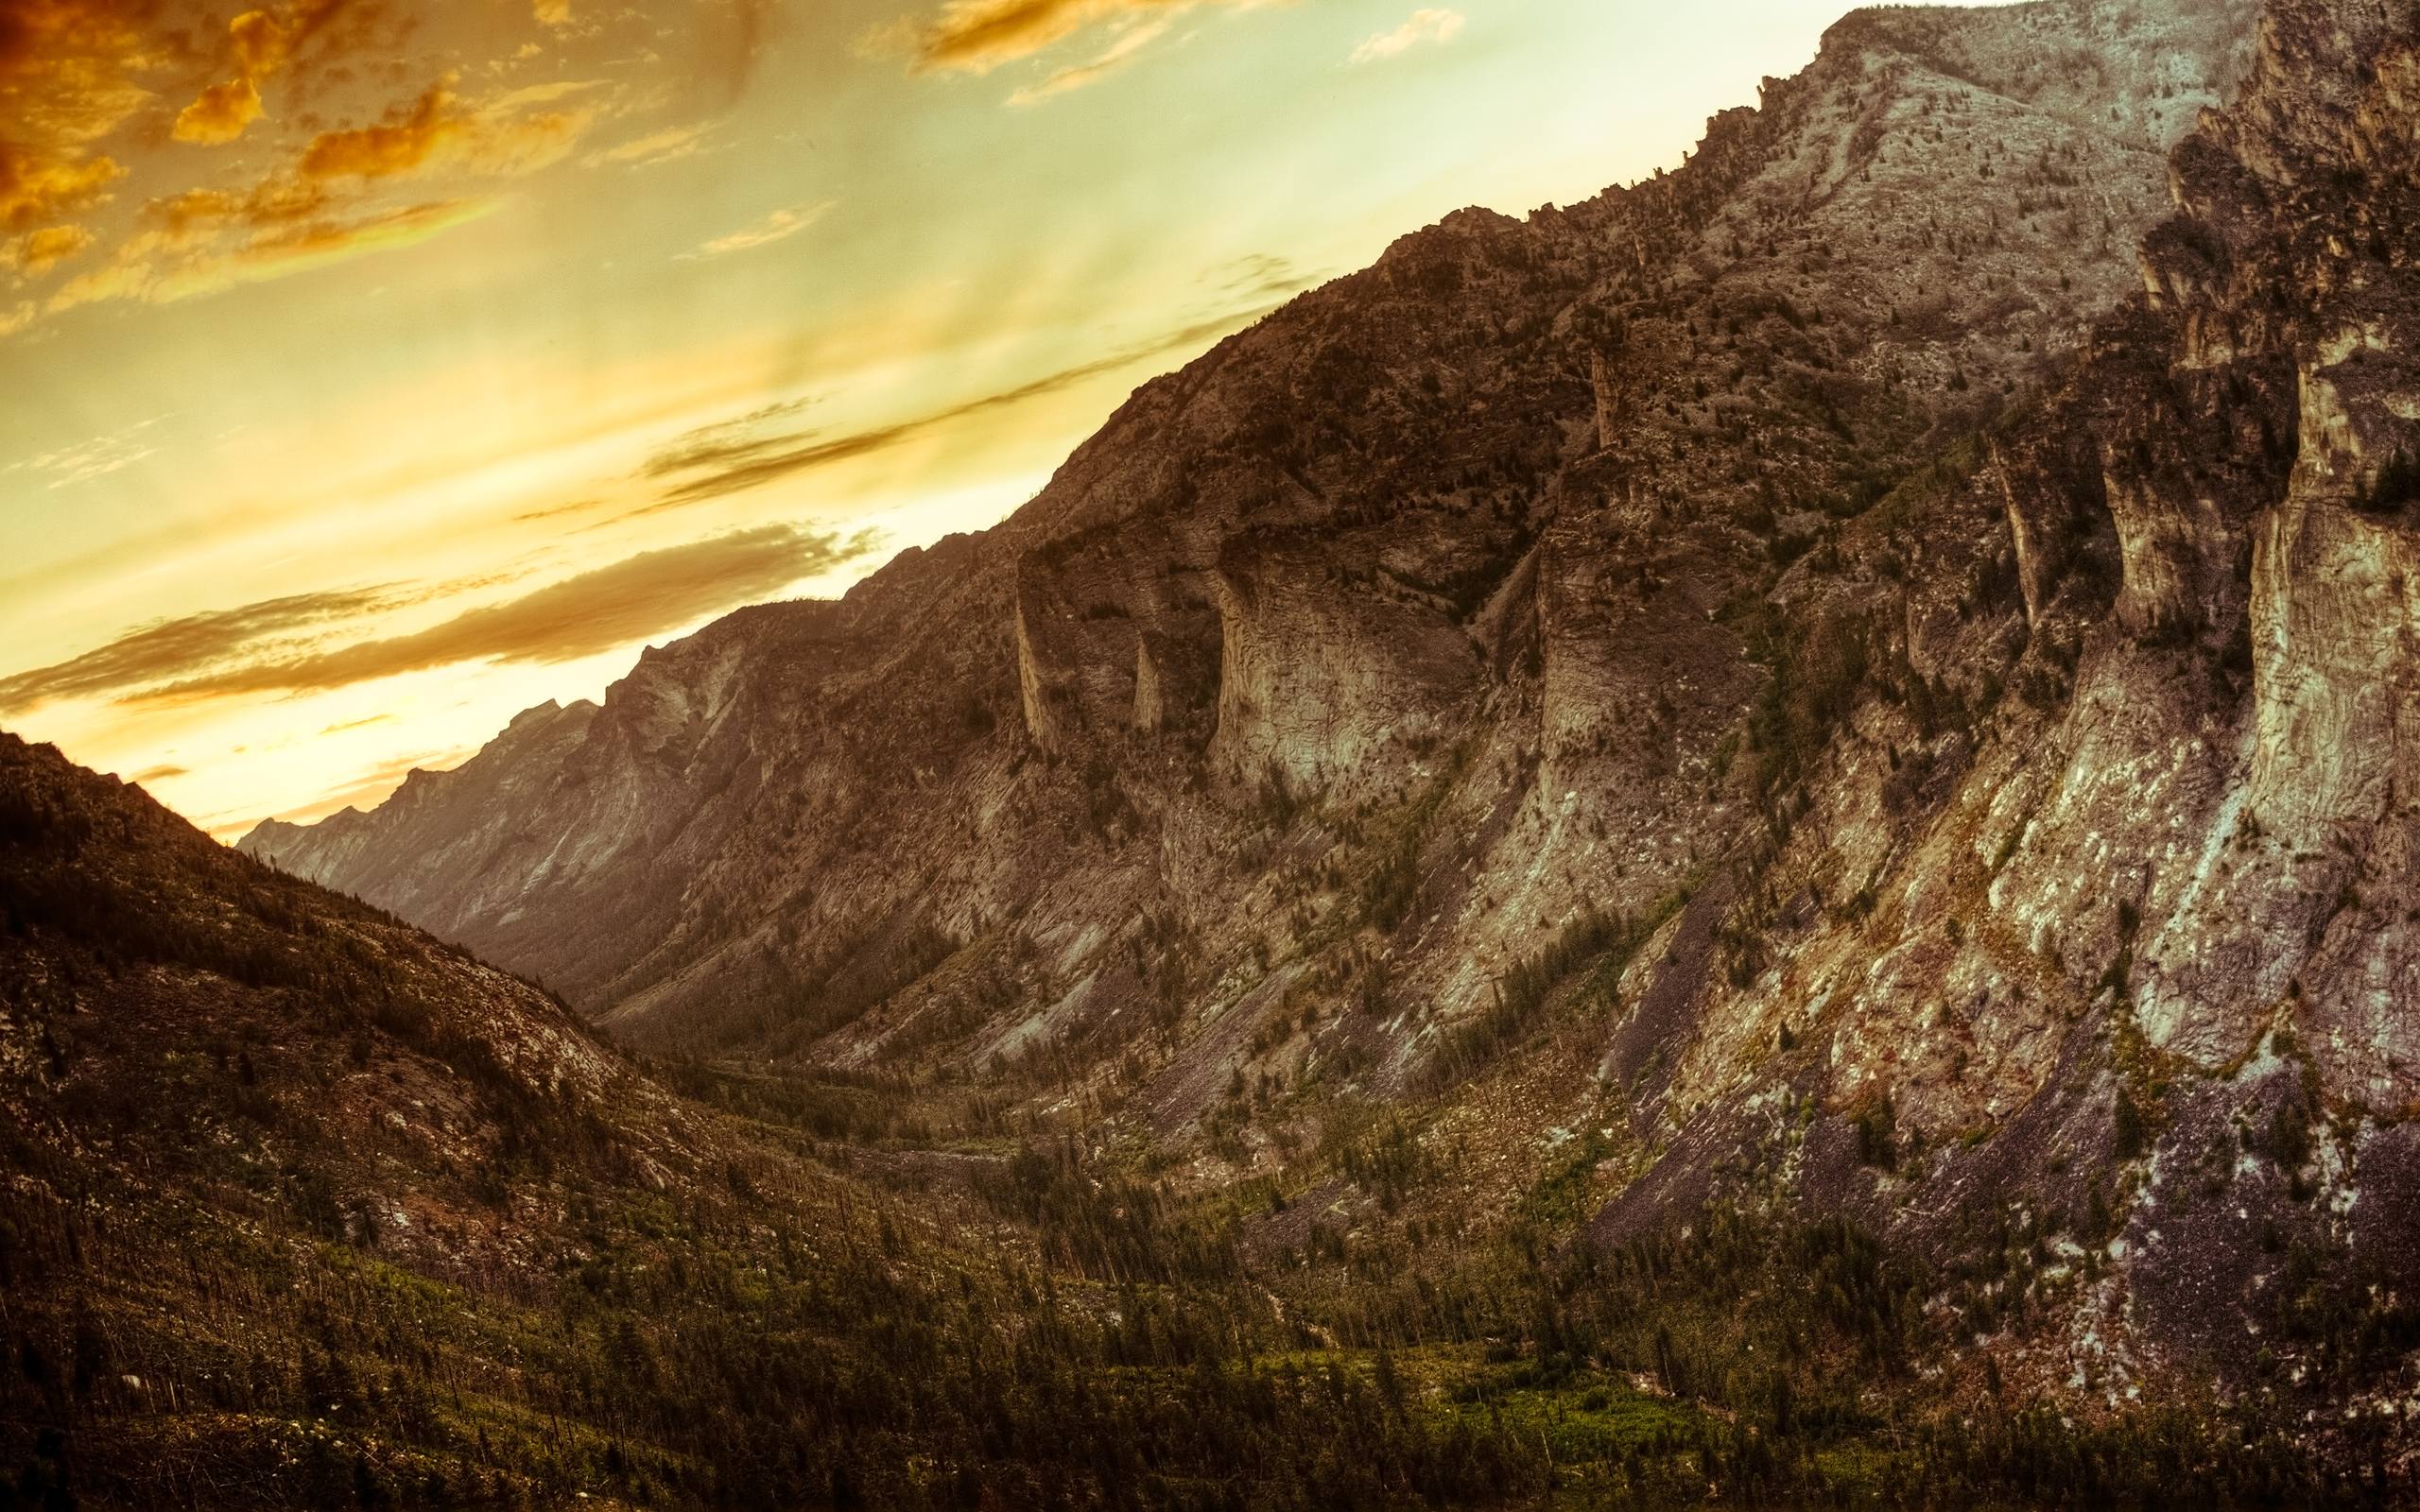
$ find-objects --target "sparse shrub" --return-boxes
[1853,1091,1898,1171]
[2114,1089,2150,1160]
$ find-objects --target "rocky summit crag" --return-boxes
[233,0,2420,1469]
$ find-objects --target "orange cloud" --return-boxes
[236,195,481,259]
[0,0,618,338]
[891,0,1124,74]
[171,0,357,146]
[882,0,1278,78]
[3,222,93,275]
[36,70,594,323]
[0,144,123,232]
[172,77,265,144]
[50,195,492,311]
[142,179,330,242]
[293,79,598,181]
[0,0,153,146]
[231,8,297,75]
[230,197,491,271]
[299,82,458,180]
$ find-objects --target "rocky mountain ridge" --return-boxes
[250,0,2255,1045]
[232,0,2420,1438]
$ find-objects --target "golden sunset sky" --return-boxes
[1,0,1960,840]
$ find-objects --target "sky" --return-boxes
[0,0,1967,840]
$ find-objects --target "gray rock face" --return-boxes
[1209,527,1484,795]
[232,0,2420,1415]
[248,0,2253,1040]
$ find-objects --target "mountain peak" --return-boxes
[217,0,2420,1441]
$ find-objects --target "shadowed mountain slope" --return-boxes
[235,0,2420,1458]
[5,720,2385,1509]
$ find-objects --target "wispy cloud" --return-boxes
[0,524,856,713]
[145,525,881,700]
[320,713,398,735]
[639,300,1285,509]
[48,198,501,316]
[510,497,608,524]
[1351,8,1463,64]
[678,199,835,259]
[1202,251,1313,301]
[870,0,1275,98]
[0,587,398,715]
[5,416,164,490]
[643,395,817,477]
[583,120,717,168]
[1007,15,1179,105]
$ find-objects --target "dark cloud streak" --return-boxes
[897,0,1180,76]
[0,587,394,715]
[149,525,879,700]
[2,526,879,713]
[639,301,1284,510]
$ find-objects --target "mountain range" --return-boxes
[9,0,2420,1502]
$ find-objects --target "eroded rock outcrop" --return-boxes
[243,0,2420,1429]
[1210,530,1481,794]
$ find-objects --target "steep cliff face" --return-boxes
[1990,0,2420,1114]
[250,0,2254,1041]
[1582,0,2420,1417]
[1209,525,1485,794]
[230,0,2420,1423]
